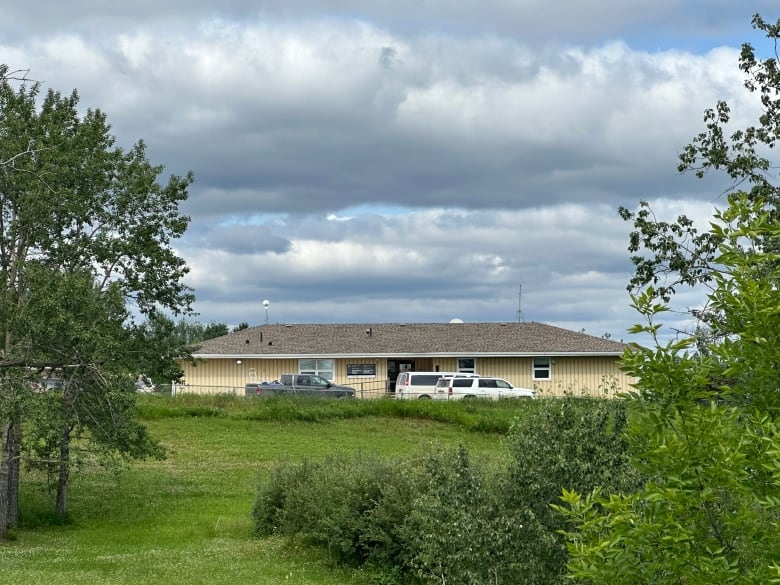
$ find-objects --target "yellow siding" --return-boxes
[425,356,632,397]
[180,357,390,397]
[434,358,458,372]
[179,355,634,397]
[179,358,299,394]
[472,356,631,397]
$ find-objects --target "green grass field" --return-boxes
[1,395,521,584]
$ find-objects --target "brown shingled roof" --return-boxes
[193,322,628,357]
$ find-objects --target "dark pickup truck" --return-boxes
[245,374,356,398]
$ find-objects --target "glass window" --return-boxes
[533,357,551,380]
[453,378,473,387]
[457,358,476,373]
[412,375,444,386]
[299,359,335,381]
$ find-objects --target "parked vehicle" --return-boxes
[31,377,64,392]
[433,376,536,400]
[135,375,157,393]
[395,371,479,399]
[245,374,355,398]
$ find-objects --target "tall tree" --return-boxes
[0,70,193,535]
[558,15,780,584]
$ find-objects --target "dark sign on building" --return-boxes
[347,363,377,376]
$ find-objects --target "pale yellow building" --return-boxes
[180,322,635,398]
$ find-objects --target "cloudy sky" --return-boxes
[3,2,777,344]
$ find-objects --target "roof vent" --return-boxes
[449,318,464,324]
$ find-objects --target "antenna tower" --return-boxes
[517,285,525,323]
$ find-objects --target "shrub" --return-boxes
[252,456,318,538]
[501,397,642,585]
[402,446,526,585]
[252,453,420,569]
[251,398,641,585]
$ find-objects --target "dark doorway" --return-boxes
[387,360,414,393]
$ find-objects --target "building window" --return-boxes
[533,357,551,380]
[457,358,476,374]
[300,359,335,381]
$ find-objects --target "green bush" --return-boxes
[252,456,318,537]
[253,453,420,570]
[502,397,642,585]
[251,397,640,585]
[402,446,525,585]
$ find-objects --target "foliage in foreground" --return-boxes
[252,397,638,585]
[0,64,193,536]
[557,15,780,585]
[557,200,780,584]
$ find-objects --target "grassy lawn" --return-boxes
[1,396,520,584]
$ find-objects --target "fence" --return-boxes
[151,381,613,400]
[168,379,395,399]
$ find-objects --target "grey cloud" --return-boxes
[13,21,749,217]
[125,41,744,215]
[182,204,638,308]
[3,4,758,347]
[194,225,292,255]
[3,1,776,46]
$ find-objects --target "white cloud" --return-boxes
[3,2,769,346]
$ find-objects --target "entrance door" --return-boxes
[387,360,414,393]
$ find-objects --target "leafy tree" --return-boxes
[619,14,780,341]
[170,319,230,345]
[14,266,165,520]
[558,15,780,584]
[127,317,229,384]
[0,69,193,535]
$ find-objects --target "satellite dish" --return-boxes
[449,318,464,324]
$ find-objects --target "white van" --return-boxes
[395,371,479,399]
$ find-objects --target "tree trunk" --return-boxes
[0,420,11,538]
[6,420,20,528]
[55,424,71,522]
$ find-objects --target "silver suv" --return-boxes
[433,377,536,400]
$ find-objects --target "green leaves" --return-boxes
[561,15,780,583]
[0,67,193,532]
